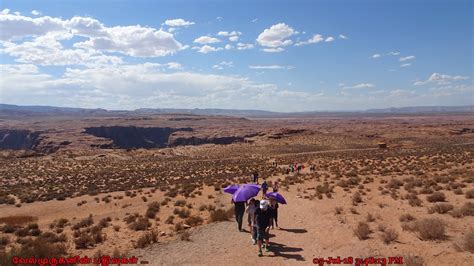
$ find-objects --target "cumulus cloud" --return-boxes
[212,61,233,70]
[193,36,221,44]
[163,18,195,27]
[193,45,223,54]
[249,65,294,70]
[414,73,470,85]
[257,23,295,51]
[217,31,241,37]
[261,47,284,53]
[166,62,183,70]
[236,43,254,50]
[372,54,381,58]
[295,34,324,46]
[325,36,335,42]
[343,83,375,89]
[399,55,415,62]
[0,11,184,59]
[31,10,41,16]
[388,51,400,56]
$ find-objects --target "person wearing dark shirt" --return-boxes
[232,199,246,232]
[270,198,279,229]
[254,200,273,257]
[253,172,259,184]
[261,180,268,197]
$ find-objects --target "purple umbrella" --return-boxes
[223,184,240,194]
[265,192,287,204]
[232,184,260,202]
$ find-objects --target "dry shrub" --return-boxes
[174,200,187,207]
[366,213,375,222]
[136,230,158,248]
[0,238,67,264]
[465,189,474,199]
[129,216,150,231]
[460,202,474,216]
[382,228,399,244]
[165,215,175,224]
[353,222,371,240]
[428,203,453,214]
[350,207,359,215]
[404,254,425,266]
[352,192,362,205]
[462,228,474,253]
[400,213,416,222]
[0,215,37,226]
[185,215,203,226]
[413,218,446,240]
[72,215,93,230]
[335,207,343,215]
[210,208,233,222]
[180,230,191,241]
[145,201,161,219]
[377,224,387,232]
[74,230,94,249]
[426,192,446,203]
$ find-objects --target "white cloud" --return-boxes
[212,61,233,70]
[1,9,10,15]
[252,18,258,23]
[249,65,294,70]
[193,45,223,54]
[229,36,239,42]
[217,31,241,37]
[388,51,400,56]
[414,73,470,85]
[399,55,415,62]
[236,43,254,50]
[295,34,323,46]
[256,23,294,51]
[166,62,183,70]
[216,16,223,21]
[31,10,41,16]
[193,36,221,44]
[224,44,233,50]
[261,47,284,53]
[400,63,411,67]
[0,12,184,58]
[325,36,335,42]
[372,54,381,58]
[339,34,348,39]
[343,83,375,89]
[163,18,195,27]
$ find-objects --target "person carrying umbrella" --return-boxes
[254,200,273,257]
[231,198,246,232]
[269,198,279,229]
[246,199,259,244]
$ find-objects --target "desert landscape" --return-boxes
[0,106,473,265]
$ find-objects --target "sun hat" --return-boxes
[260,200,269,210]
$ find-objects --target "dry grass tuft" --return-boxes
[353,222,371,240]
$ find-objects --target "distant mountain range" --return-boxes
[1,103,473,118]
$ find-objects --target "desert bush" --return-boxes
[210,208,233,222]
[352,192,362,205]
[460,202,474,216]
[72,215,93,230]
[0,215,37,226]
[165,215,175,224]
[413,218,446,240]
[466,189,474,199]
[129,216,150,231]
[174,208,190,219]
[382,228,398,244]
[462,228,474,253]
[453,188,463,195]
[354,222,371,240]
[136,230,158,248]
[335,207,343,215]
[366,213,375,222]
[185,215,204,226]
[146,201,161,219]
[75,230,94,249]
[39,232,67,243]
[404,254,425,266]
[428,203,453,214]
[426,192,446,202]
[0,238,67,264]
[174,200,187,207]
[350,207,359,215]
[377,224,387,232]
[180,230,191,241]
[399,213,416,222]
[199,204,207,211]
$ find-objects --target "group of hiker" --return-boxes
[232,175,280,257]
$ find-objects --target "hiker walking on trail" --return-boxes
[246,199,259,244]
[253,172,259,184]
[269,198,279,229]
[232,198,246,232]
[254,200,273,257]
[272,181,279,193]
[261,179,268,197]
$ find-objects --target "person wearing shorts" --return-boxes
[254,200,273,257]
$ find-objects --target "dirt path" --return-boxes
[131,170,474,266]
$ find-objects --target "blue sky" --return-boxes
[0,0,472,111]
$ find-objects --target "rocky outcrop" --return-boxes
[168,135,244,146]
[84,126,193,149]
[0,129,41,150]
